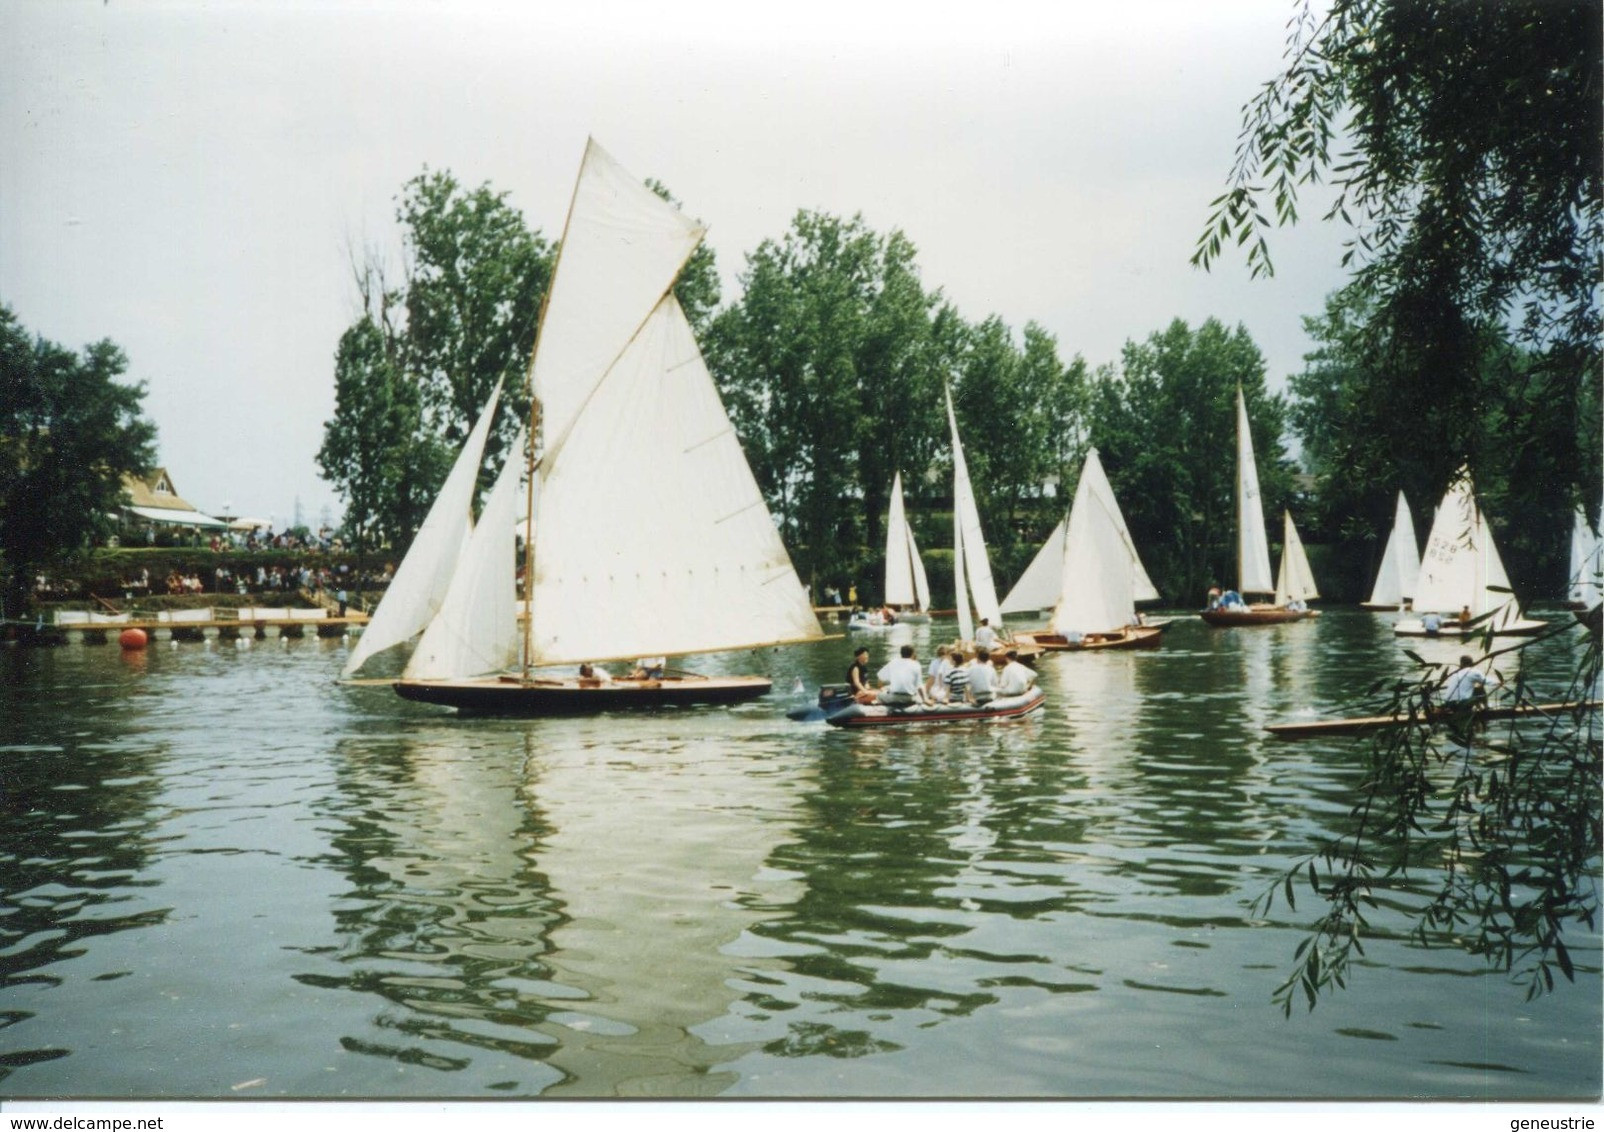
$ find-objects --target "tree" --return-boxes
[396,170,554,460]
[0,305,156,615]
[316,316,445,557]
[1196,0,1601,519]
[1086,318,1291,604]
[705,211,954,595]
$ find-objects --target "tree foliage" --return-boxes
[1204,0,1603,1011]
[1198,0,1601,519]
[1085,318,1294,604]
[1256,624,1602,1016]
[704,211,1085,599]
[0,305,157,614]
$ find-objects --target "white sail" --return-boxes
[1366,491,1419,606]
[1234,386,1275,596]
[1081,448,1159,603]
[946,387,1003,637]
[1413,473,1523,629]
[404,428,527,680]
[1569,505,1603,608]
[1005,451,1158,613]
[532,138,707,464]
[528,294,822,665]
[1048,451,1136,635]
[910,524,932,612]
[883,472,927,609]
[1273,511,1319,605]
[342,381,503,675]
[1001,517,1067,614]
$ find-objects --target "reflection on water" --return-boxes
[0,615,1597,1099]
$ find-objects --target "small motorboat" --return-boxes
[821,686,1045,728]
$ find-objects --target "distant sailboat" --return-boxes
[1014,449,1162,652]
[1394,472,1545,638]
[1360,491,1420,611]
[1567,504,1602,612]
[1003,457,1161,616]
[359,139,823,712]
[1273,510,1320,610]
[946,387,1005,646]
[1200,386,1317,627]
[882,471,932,622]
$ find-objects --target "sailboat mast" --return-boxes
[519,147,589,680]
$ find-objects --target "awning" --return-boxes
[229,517,274,531]
[126,505,230,529]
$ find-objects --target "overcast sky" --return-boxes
[1,0,1348,529]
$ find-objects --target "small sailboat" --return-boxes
[1360,491,1421,611]
[946,387,1007,647]
[1013,449,1162,652]
[881,471,932,623]
[1199,387,1317,627]
[1003,456,1162,618]
[351,139,824,712]
[1394,472,1546,638]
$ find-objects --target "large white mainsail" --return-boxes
[527,294,822,665]
[946,387,1003,641]
[1410,473,1523,630]
[1366,491,1420,607]
[1569,505,1602,609]
[342,381,503,676]
[1272,511,1319,606]
[404,427,527,680]
[883,472,930,611]
[1048,450,1137,636]
[1234,386,1276,596]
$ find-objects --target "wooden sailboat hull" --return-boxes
[394,674,773,715]
[1393,617,1547,638]
[1266,700,1600,740]
[1014,626,1163,651]
[1199,606,1318,627]
[824,686,1045,728]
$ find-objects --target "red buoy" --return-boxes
[119,628,148,651]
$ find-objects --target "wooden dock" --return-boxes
[46,606,369,643]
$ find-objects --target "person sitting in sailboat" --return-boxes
[877,644,924,707]
[1207,586,1222,610]
[578,663,612,686]
[975,619,1000,651]
[1422,611,1443,635]
[1219,589,1244,609]
[629,656,666,680]
[1438,654,1500,708]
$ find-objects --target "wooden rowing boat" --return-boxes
[1014,626,1162,651]
[1264,700,1600,740]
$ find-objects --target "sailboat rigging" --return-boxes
[350,139,824,712]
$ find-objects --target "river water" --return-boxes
[0,611,1597,1100]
